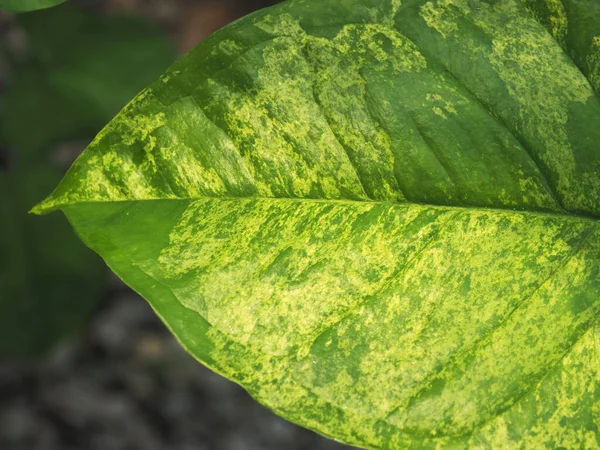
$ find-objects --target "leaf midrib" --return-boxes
[35,195,600,225]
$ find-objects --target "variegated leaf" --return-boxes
[34,0,600,448]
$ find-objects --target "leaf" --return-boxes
[17,5,176,119]
[0,0,65,13]
[1,64,104,160]
[0,167,105,356]
[33,0,600,447]
[1,4,175,161]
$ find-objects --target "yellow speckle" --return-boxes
[432,106,448,119]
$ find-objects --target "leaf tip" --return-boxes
[30,196,58,215]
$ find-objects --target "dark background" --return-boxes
[0,1,355,449]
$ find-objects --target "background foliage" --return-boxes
[0,2,174,356]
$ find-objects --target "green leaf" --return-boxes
[1,167,105,356]
[1,4,175,160]
[18,5,176,119]
[0,0,65,13]
[1,64,104,159]
[33,0,600,447]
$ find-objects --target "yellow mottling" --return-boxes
[545,0,568,46]
[117,112,166,151]
[426,92,458,117]
[220,29,373,200]
[389,0,402,24]
[422,0,594,209]
[432,106,448,119]
[475,321,600,448]
[160,70,180,83]
[426,93,443,101]
[420,0,469,39]
[157,201,450,359]
[160,144,227,197]
[444,102,457,114]
[330,23,427,74]
[104,111,166,177]
[589,36,600,92]
[75,151,159,204]
[212,39,244,56]
[255,13,305,38]
[487,14,588,196]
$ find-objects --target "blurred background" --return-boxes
[0,1,354,449]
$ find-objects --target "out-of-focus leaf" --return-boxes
[0,167,104,357]
[18,6,175,118]
[16,4,86,60]
[1,4,175,161]
[0,0,65,13]
[2,65,103,159]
